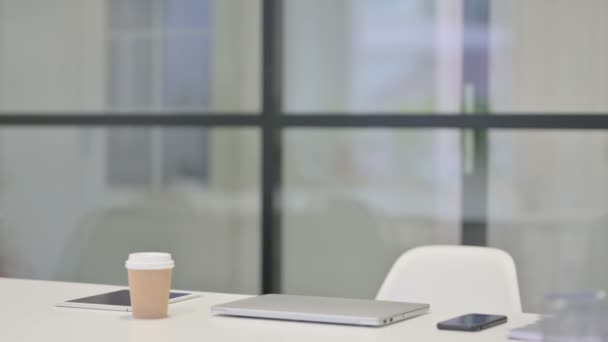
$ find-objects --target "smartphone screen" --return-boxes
[437,314,507,331]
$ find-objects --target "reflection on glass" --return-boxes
[282,129,461,298]
[489,131,608,311]
[107,0,212,111]
[0,128,260,294]
[283,0,462,113]
[0,0,260,113]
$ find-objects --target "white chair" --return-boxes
[377,245,522,313]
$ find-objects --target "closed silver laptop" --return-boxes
[211,294,429,327]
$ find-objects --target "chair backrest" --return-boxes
[376,245,522,313]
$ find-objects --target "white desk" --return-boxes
[0,278,538,341]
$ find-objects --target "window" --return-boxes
[106,0,211,188]
[0,0,260,294]
[1,0,607,313]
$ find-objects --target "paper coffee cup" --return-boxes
[125,252,174,319]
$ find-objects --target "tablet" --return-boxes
[56,289,200,311]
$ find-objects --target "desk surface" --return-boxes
[0,278,537,341]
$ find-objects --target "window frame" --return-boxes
[1,0,608,295]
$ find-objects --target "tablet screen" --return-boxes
[67,289,192,306]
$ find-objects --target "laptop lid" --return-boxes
[211,294,429,326]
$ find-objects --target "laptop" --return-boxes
[211,294,429,327]
[508,320,543,341]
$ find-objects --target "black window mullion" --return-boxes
[261,0,283,294]
[461,0,490,246]
[1,114,608,128]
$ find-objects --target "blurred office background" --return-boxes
[0,0,607,313]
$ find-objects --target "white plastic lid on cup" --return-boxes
[125,252,175,270]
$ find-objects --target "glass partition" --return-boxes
[282,129,461,298]
[0,128,260,294]
[489,130,608,311]
[0,0,261,113]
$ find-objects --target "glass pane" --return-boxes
[106,129,153,186]
[0,128,260,294]
[489,130,608,312]
[282,129,461,298]
[283,0,462,113]
[490,0,608,113]
[0,0,260,113]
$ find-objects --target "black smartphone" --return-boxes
[437,313,507,331]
